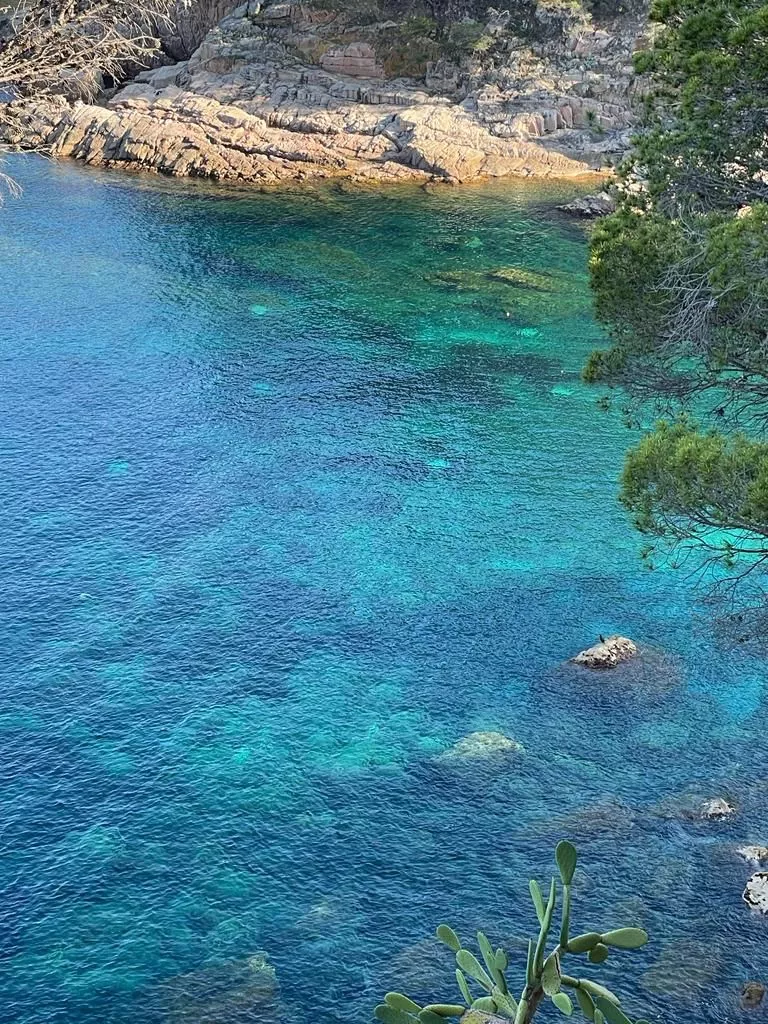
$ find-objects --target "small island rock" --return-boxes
[741,982,766,1009]
[441,731,524,760]
[572,635,638,669]
[738,845,768,865]
[744,872,768,914]
[700,797,736,820]
[558,192,617,218]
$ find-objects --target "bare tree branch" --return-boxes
[0,0,190,197]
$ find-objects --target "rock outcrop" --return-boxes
[558,190,616,217]
[744,872,768,914]
[738,845,768,866]
[700,797,736,820]
[572,635,638,669]
[2,0,648,185]
[651,792,736,822]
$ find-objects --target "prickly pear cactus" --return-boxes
[374,842,654,1024]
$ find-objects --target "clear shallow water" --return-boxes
[1,156,767,1024]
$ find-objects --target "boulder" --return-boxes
[742,982,766,1009]
[441,731,524,760]
[738,845,768,866]
[558,191,616,217]
[700,797,736,820]
[571,635,637,669]
[744,872,768,914]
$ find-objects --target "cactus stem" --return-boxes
[560,884,571,948]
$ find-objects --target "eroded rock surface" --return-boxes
[2,0,647,185]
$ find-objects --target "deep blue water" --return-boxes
[1,155,767,1024]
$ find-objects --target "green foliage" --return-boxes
[376,15,441,77]
[632,0,768,207]
[378,843,652,1024]
[620,418,768,569]
[443,19,495,59]
[586,0,768,587]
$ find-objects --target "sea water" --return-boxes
[1,155,766,1024]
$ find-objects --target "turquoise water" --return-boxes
[1,155,767,1024]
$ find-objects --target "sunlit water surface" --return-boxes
[1,156,767,1024]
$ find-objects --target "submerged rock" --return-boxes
[544,798,636,840]
[741,981,766,1009]
[571,635,637,669]
[642,940,721,1001]
[388,937,453,991]
[738,845,768,866]
[744,872,768,914]
[163,951,278,1024]
[486,266,557,291]
[651,791,736,822]
[440,731,524,760]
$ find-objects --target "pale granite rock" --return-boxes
[572,635,638,669]
[2,0,646,186]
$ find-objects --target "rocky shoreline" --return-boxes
[1,0,648,185]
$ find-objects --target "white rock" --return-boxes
[572,635,638,669]
[700,797,735,820]
[744,872,768,914]
[738,845,768,865]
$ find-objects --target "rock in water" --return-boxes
[700,797,736,820]
[441,731,524,760]
[650,791,736,821]
[558,192,616,218]
[738,845,768,865]
[572,635,638,669]
[744,872,768,914]
[741,981,766,1009]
